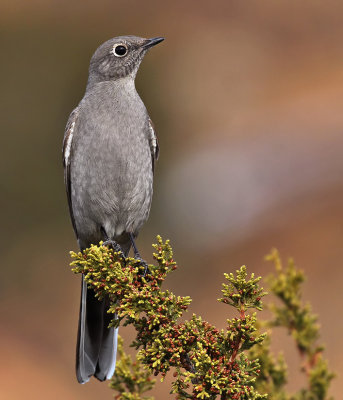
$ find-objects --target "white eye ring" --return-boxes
[112,43,128,57]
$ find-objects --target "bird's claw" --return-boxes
[102,240,125,262]
[135,258,150,277]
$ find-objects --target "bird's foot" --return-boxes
[128,233,150,277]
[102,240,125,262]
[135,257,150,277]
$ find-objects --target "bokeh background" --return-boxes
[1,0,342,398]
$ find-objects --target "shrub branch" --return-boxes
[70,236,267,400]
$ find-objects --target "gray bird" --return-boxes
[62,35,163,384]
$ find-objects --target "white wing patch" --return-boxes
[64,121,75,165]
[149,123,158,156]
[147,118,159,172]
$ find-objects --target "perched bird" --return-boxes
[62,35,164,384]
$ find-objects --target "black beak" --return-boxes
[142,37,165,50]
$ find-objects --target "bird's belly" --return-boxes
[71,139,153,241]
[95,167,153,235]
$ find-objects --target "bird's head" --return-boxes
[87,35,164,85]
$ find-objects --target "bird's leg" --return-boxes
[129,233,149,276]
[100,227,125,262]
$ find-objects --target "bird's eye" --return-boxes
[113,44,128,57]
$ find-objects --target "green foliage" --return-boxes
[248,329,288,400]
[250,249,334,400]
[265,250,320,355]
[70,237,268,399]
[70,240,334,400]
[220,266,266,313]
[110,335,155,400]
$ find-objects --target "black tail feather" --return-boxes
[76,240,130,383]
[76,277,118,383]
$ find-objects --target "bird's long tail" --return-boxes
[76,241,130,384]
[76,278,118,384]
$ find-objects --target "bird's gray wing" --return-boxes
[62,107,79,235]
[147,118,159,172]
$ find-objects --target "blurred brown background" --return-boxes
[1,0,342,398]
